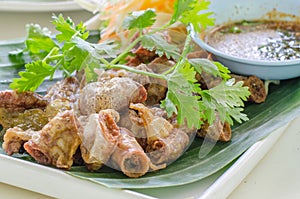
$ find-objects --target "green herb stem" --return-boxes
[147,23,171,35]
[99,57,111,66]
[110,37,141,65]
[47,54,63,62]
[181,29,192,58]
[71,30,82,40]
[42,47,59,63]
[162,66,176,75]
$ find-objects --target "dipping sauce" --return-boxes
[205,20,300,61]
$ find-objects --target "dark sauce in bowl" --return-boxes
[205,20,300,61]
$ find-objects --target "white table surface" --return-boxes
[0,7,300,199]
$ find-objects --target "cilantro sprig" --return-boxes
[10,0,250,129]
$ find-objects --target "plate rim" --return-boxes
[0,1,83,12]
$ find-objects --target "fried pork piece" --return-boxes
[118,105,169,150]
[23,110,82,170]
[187,50,210,59]
[97,64,167,106]
[144,82,167,106]
[197,115,232,142]
[0,108,49,132]
[0,90,48,109]
[133,45,157,64]
[44,77,80,103]
[79,109,120,171]
[0,99,72,136]
[44,99,72,118]
[2,127,36,156]
[146,128,190,165]
[78,77,147,115]
[0,91,49,135]
[117,109,148,149]
[109,127,151,178]
[126,46,158,66]
[147,55,175,74]
[129,103,190,165]
[129,103,173,140]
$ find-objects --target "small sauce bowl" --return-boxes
[190,0,300,80]
[191,26,300,80]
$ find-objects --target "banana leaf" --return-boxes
[0,34,300,189]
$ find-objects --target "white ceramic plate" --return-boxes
[0,0,82,12]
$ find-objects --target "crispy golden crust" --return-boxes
[24,110,82,169]
[129,103,190,165]
[80,110,120,171]
[2,127,34,156]
[109,128,150,178]
[78,78,147,115]
[197,117,231,142]
[0,90,48,109]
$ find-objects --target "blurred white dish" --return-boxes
[0,0,82,12]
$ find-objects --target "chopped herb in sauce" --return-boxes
[258,31,300,61]
[206,20,300,61]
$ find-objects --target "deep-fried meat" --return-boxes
[197,115,232,142]
[146,128,190,165]
[78,77,147,115]
[23,110,82,169]
[0,108,49,132]
[44,77,80,103]
[129,103,190,165]
[0,90,48,109]
[109,127,151,178]
[80,109,120,171]
[2,127,36,156]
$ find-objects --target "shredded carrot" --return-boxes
[98,0,176,41]
[138,0,175,13]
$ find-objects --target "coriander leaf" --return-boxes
[84,61,100,82]
[189,58,223,77]
[25,24,58,57]
[213,61,231,80]
[161,61,203,129]
[171,0,194,24]
[160,96,178,119]
[62,42,89,75]
[189,58,231,81]
[225,107,248,124]
[93,39,119,58]
[10,60,55,92]
[123,9,157,30]
[62,37,100,77]
[177,0,214,32]
[52,14,89,43]
[201,79,250,125]
[141,33,180,60]
[210,79,250,107]
[178,60,197,82]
